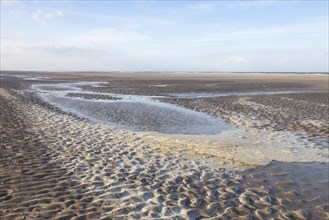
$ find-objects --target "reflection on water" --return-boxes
[31,81,328,167]
[33,82,234,135]
[241,161,329,219]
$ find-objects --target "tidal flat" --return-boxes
[1,72,328,219]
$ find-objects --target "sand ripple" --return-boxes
[1,87,328,219]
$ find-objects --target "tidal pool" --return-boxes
[32,82,234,135]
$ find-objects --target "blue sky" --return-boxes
[1,0,328,72]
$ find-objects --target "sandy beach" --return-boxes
[0,72,328,219]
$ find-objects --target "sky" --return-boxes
[1,0,328,72]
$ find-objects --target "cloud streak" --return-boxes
[1,1,328,72]
[226,0,290,9]
[187,2,214,14]
[185,16,328,44]
[32,9,64,25]
[0,0,21,7]
[64,28,152,46]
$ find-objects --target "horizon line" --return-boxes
[1,70,328,74]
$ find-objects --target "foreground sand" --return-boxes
[0,72,328,219]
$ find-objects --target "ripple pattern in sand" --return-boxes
[1,88,328,219]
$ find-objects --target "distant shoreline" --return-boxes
[1,70,328,75]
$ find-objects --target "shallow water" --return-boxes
[32,82,234,135]
[31,81,328,166]
[241,161,329,219]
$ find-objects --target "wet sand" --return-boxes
[0,72,328,219]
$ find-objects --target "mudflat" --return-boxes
[1,72,328,219]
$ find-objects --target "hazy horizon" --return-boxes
[1,0,328,72]
[1,70,328,75]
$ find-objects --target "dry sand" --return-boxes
[0,72,328,219]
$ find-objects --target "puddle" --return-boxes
[30,81,328,166]
[32,82,234,135]
[0,73,49,81]
[240,161,329,219]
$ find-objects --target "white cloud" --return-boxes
[64,28,151,45]
[0,0,21,7]
[188,2,213,14]
[32,9,64,25]
[1,43,108,71]
[205,49,328,72]
[1,5,327,72]
[0,27,152,71]
[9,9,23,18]
[225,56,248,64]
[186,16,328,44]
[2,39,327,71]
[28,45,105,56]
[0,31,24,41]
[226,1,288,9]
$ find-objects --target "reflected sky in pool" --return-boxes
[32,82,234,135]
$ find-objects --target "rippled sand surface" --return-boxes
[1,72,328,219]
